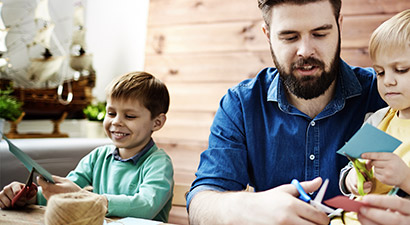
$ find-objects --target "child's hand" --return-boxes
[37,175,82,200]
[362,152,410,189]
[0,181,37,208]
[345,167,372,195]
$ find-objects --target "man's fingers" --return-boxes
[274,183,299,196]
[300,177,323,194]
[296,178,329,225]
[297,201,330,225]
[275,177,322,197]
[293,212,329,225]
[273,182,329,225]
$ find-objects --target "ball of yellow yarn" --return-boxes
[45,191,106,225]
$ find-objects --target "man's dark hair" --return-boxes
[258,0,342,29]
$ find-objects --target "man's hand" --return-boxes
[0,181,36,208]
[358,194,410,225]
[251,177,330,224]
[37,175,81,200]
[189,177,330,225]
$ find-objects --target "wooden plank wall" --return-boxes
[147,0,410,185]
[145,1,410,223]
[145,0,410,186]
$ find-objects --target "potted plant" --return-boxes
[83,101,106,138]
[83,101,106,121]
[0,87,23,134]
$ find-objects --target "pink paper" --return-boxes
[324,196,368,213]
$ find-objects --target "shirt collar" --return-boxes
[107,138,154,165]
[267,59,363,111]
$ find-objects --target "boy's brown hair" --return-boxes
[369,9,410,61]
[106,71,170,119]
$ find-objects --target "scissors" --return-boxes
[343,152,373,196]
[11,168,38,208]
[292,178,342,217]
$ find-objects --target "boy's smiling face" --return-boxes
[103,97,159,158]
[373,45,410,118]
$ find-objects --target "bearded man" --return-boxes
[187,0,386,224]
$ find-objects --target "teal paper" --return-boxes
[1,134,55,183]
[336,123,402,159]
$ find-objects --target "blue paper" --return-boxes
[336,123,402,159]
[1,133,55,183]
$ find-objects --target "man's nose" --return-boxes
[297,37,315,58]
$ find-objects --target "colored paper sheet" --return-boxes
[1,134,55,183]
[336,123,402,159]
[324,196,368,213]
[106,217,161,225]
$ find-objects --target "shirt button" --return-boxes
[310,121,316,126]
[309,154,315,160]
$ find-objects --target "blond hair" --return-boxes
[369,9,410,61]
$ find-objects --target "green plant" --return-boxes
[0,87,23,121]
[83,101,106,121]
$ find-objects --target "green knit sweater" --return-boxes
[38,143,174,222]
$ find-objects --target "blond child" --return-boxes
[334,9,410,224]
[0,71,174,222]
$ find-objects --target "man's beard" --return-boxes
[270,44,340,100]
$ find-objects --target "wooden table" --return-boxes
[0,205,169,224]
[0,205,122,224]
[0,205,47,224]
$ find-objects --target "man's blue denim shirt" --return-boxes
[187,60,386,209]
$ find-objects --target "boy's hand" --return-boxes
[362,152,410,189]
[345,168,372,195]
[358,195,410,225]
[0,182,37,208]
[37,175,82,200]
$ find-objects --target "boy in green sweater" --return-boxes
[0,71,174,222]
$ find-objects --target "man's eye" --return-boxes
[376,71,385,76]
[284,36,297,41]
[280,35,298,42]
[313,33,327,38]
[107,112,116,116]
[126,115,137,119]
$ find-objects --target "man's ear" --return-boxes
[152,113,166,132]
[338,14,343,33]
[262,22,270,40]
